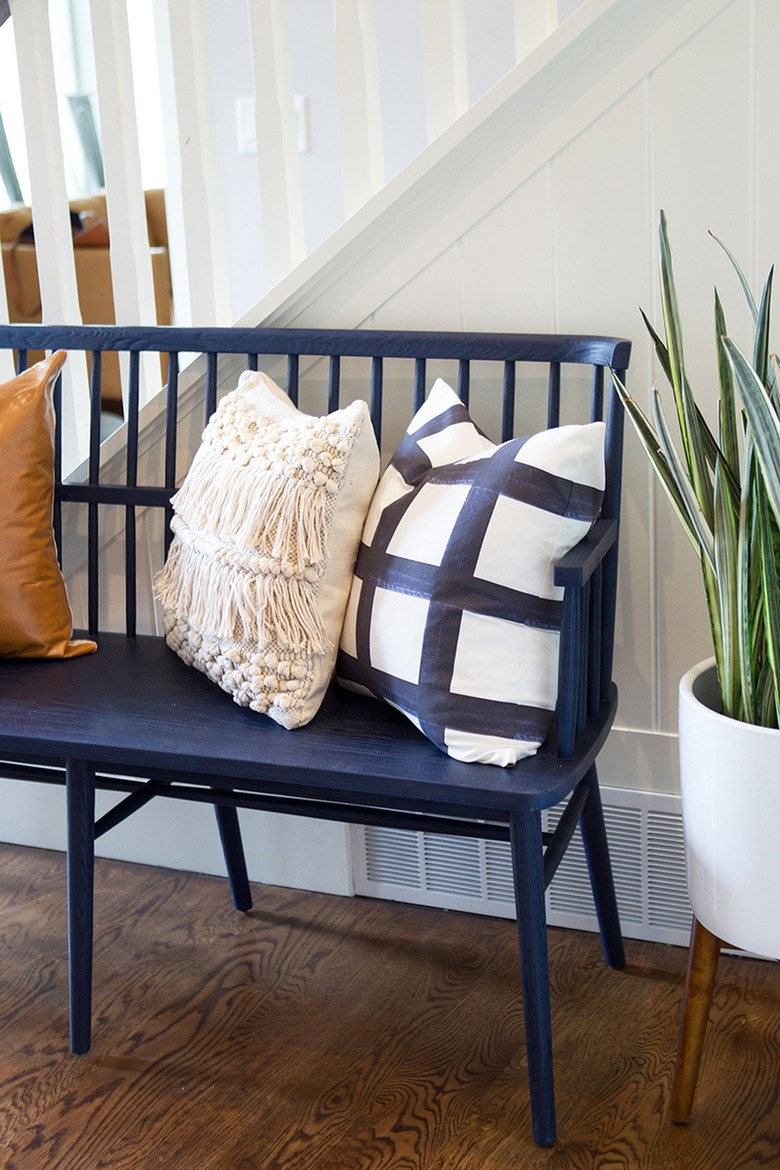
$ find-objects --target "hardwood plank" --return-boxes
[0,843,776,1168]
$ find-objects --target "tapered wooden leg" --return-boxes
[213,802,253,912]
[66,759,96,1055]
[579,766,625,970]
[671,915,722,1123]
[510,809,556,1147]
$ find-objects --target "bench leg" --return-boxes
[671,916,721,1123]
[66,759,96,1055]
[213,802,253,912]
[510,809,556,1147]
[579,765,625,970]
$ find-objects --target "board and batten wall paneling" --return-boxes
[458,168,556,336]
[649,0,755,732]
[552,83,654,735]
[276,0,772,809]
[755,0,780,276]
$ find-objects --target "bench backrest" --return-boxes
[0,323,630,752]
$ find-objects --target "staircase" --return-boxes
[0,0,585,471]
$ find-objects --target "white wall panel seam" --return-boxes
[643,71,661,733]
[546,159,559,333]
[747,0,758,289]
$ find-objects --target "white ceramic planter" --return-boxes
[679,658,780,960]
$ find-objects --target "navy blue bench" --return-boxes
[0,323,630,1147]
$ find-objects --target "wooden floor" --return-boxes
[0,844,776,1169]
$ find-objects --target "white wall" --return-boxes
[247,0,779,808]
[2,0,769,900]
[205,0,539,320]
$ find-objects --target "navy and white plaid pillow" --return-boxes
[337,379,605,767]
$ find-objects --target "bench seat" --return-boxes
[0,629,619,817]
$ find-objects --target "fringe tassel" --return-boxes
[155,533,331,653]
[171,442,331,567]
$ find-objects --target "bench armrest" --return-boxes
[553,518,618,589]
[553,518,620,759]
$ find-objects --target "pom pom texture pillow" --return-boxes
[337,379,605,766]
[0,351,96,659]
[155,371,379,729]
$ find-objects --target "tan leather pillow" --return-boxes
[0,351,96,658]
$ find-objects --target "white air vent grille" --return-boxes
[351,788,691,946]
[543,803,646,925]
[424,834,483,897]
[364,825,420,887]
[647,811,691,932]
[484,840,515,904]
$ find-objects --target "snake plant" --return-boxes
[615,211,780,727]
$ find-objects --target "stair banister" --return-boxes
[249,0,305,287]
[9,0,90,471]
[89,0,162,412]
[152,0,232,327]
[421,0,469,140]
[334,0,384,216]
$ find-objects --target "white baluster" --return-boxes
[514,0,559,60]
[0,141,10,362]
[421,0,469,142]
[0,274,13,376]
[152,0,232,326]
[89,0,161,408]
[9,0,90,471]
[248,0,306,286]
[334,0,383,218]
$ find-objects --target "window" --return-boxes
[0,0,166,211]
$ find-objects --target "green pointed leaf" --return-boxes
[651,388,715,569]
[641,304,734,491]
[612,373,706,557]
[624,215,780,727]
[755,484,780,724]
[714,291,741,482]
[709,237,779,430]
[724,336,780,529]
[709,229,759,321]
[658,211,688,438]
[713,457,739,716]
[658,213,714,526]
[753,266,773,386]
[737,442,757,724]
[640,307,674,387]
[755,660,779,728]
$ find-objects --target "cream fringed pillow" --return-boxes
[155,370,379,729]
